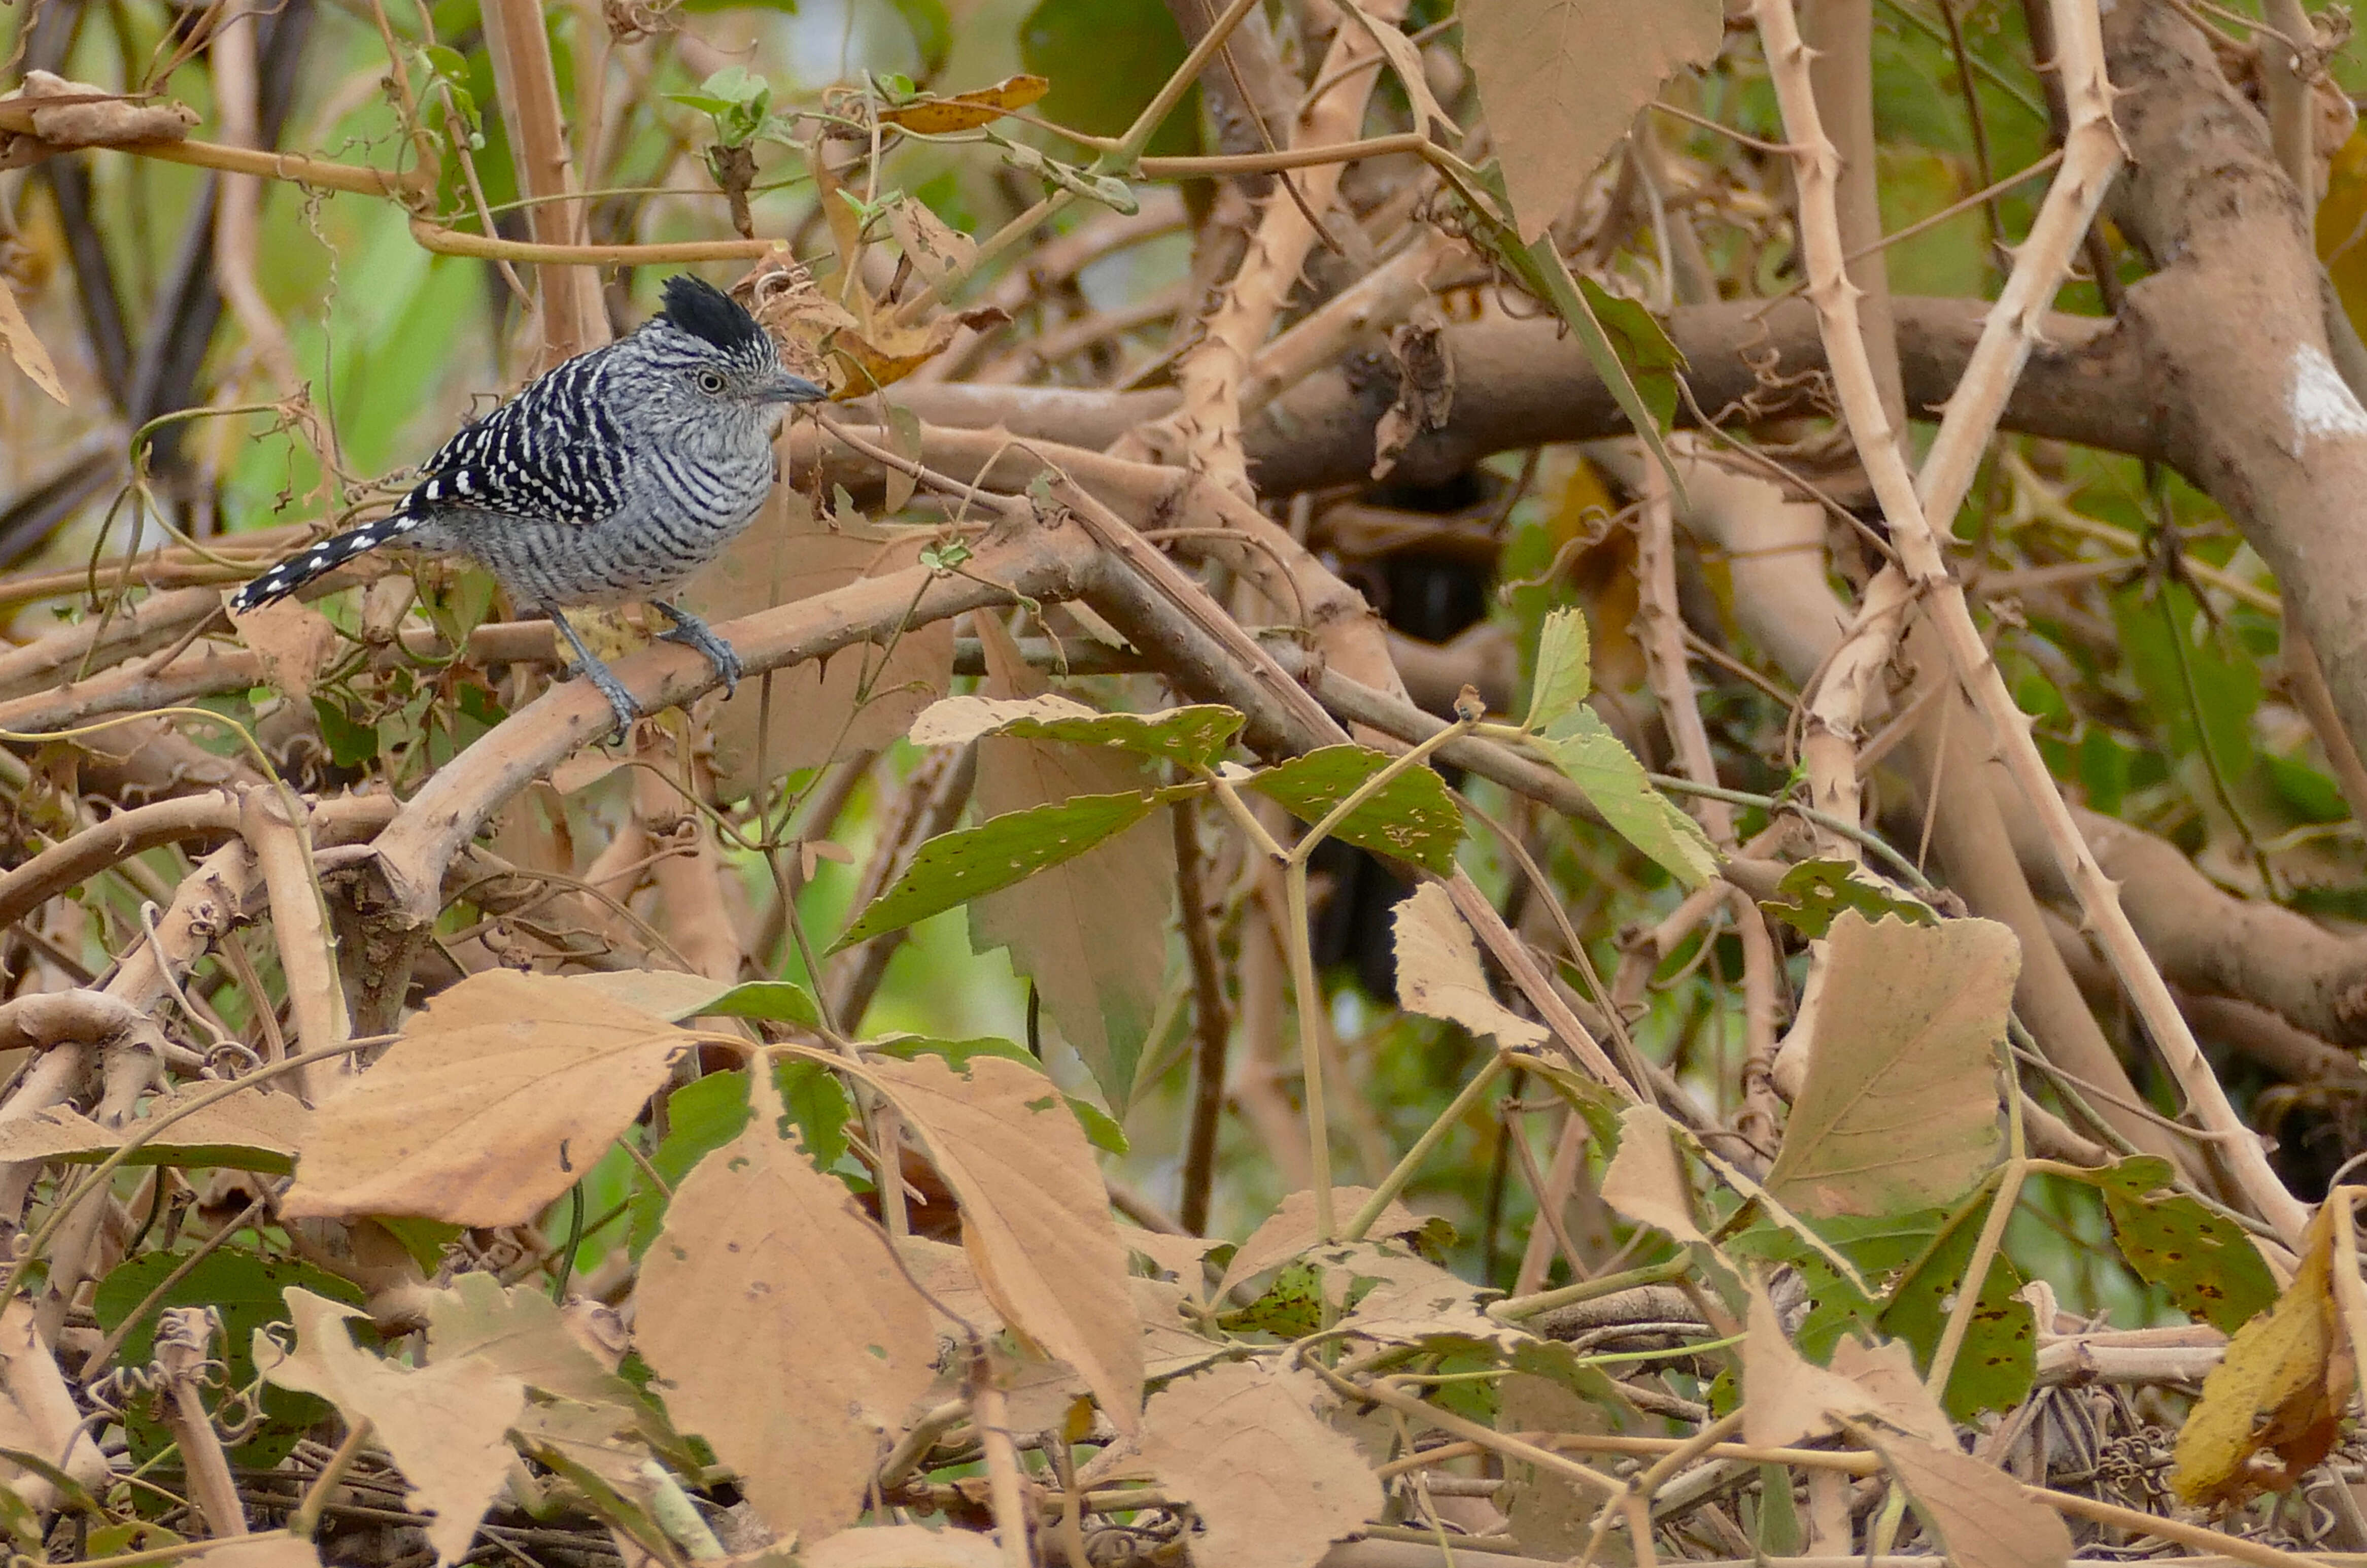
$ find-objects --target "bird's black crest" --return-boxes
[659,275,764,353]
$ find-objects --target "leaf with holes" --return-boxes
[911,694,1246,771]
[1246,745,1462,874]
[833,789,1190,949]
[2087,1157,2277,1334]
[1530,709,1717,887]
[1761,858,1938,938]
[1875,1188,2035,1422]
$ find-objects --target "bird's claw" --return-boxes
[654,603,743,698]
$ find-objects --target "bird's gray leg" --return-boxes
[650,601,741,697]
[543,604,643,733]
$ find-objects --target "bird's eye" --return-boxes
[695,368,727,394]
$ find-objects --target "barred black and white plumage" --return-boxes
[228,274,827,731]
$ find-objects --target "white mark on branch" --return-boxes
[2287,344,2367,456]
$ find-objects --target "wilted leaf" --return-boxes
[281,970,685,1226]
[911,693,1245,771]
[2090,1157,2277,1334]
[801,1525,1007,1568]
[1598,1103,1704,1245]
[881,193,978,288]
[424,1273,644,1414]
[834,790,1174,949]
[259,1289,523,1563]
[1740,1285,1945,1450]
[1391,882,1546,1048]
[2173,1202,2354,1505]
[1763,913,2016,1218]
[1337,2,1457,138]
[0,1089,307,1173]
[1530,708,1717,887]
[234,596,338,701]
[1862,1428,2073,1568]
[878,74,1050,134]
[1321,1240,1525,1353]
[179,1541,322,1568]
[1217,1186,1427,1300]
[1462,0,1722,241]
[638,1071,936,1542]
[1525,606,1592,731]
[1760,858,1939,938]
[862,1052,1143,1430]
[1248,744,1463,874]
[1141,1361,1383,1568]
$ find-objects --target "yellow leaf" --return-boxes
[879,75,1051,135]
[2172,1201,2355,1505]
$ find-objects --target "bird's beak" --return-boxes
[762,370,830,404]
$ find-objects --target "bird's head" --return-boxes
[643,274,829,416]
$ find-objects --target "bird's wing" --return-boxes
[399,353,629,526]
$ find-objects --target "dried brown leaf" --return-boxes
[1391,882,1546,1048]
[1762,913,2016,1217]
[1862,1428,2072,1568]
[1140,1361,1382,1568]
[1598,1104,1703,1245]
[1216,1186,1426,1300]
[259,1288,523,1563]
[281,970,684,1226]
[969,617,1172,1106]
[799,1524,1006,1568]
[1462,0,1722,241]
[12,71,197,145]
[883,194,978,287]
[1740,1284,1945,1449]
[877,74,1050,134]
[180,1540,324,1568]
[689,488,952,797]
[638,1071,937,1542]
[1337,3,1458,138]
[864,1052,1143,1431]
[0,272,62,405]
[2173,1200,2354,1505]
[234,596,338,701]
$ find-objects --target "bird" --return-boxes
[228,274,828,732]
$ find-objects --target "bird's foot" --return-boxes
[547,607,645,738]
[653,602,742,697]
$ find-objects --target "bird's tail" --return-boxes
[228,513,429,614]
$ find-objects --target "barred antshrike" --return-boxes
[230,275,826,730]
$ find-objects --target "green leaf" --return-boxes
[311,694,378,769]
[1246,745,1464,873]
[912,694,1246,770]
[1760,858,1939,938]
[1577,276,1686,435]
[833,789,1180,948]
[628,1065,860,1258]
[1525,606,1592,730]
[559,970,821,1029]
[94,1251,365,1465]
[1019,0,1200,158]
[2087,1157,2277,1333]
[865,1037,1128,1154]
[1874,1189,2035,1422]
[1454,166,1684,496]
[1530,710,1718,887]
